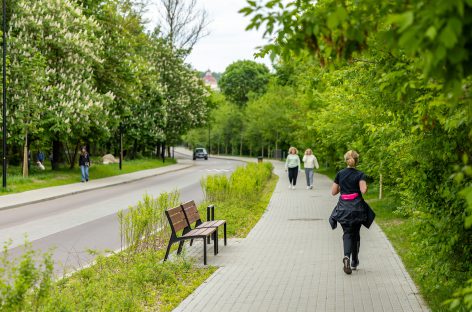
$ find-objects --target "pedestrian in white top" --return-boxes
[285,147,300,189]
[302,148,319,189]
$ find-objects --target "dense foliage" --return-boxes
[187,0,472,310]
[246,1,471,310]
[218,60,270,106]
[1,0,211,176]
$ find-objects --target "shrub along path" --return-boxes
[174,162,429,312]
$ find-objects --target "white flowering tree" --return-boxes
[89,0,167,158]
[8,0,113,173]
[151,34,210,156]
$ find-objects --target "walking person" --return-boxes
[302,148,319,189]
[37,150,45,164]
[285,147,300,189]
[79,146,91,182]
[329,150,375,274]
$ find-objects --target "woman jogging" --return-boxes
[302,148,319,189]
[285,147,300,189]
[330,150,374,274]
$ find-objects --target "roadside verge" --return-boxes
[0,163,193,211]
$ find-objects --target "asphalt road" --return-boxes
[0,153,244,276]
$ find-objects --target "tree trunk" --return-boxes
[379,173,383,200]
[22,130,28,177]
[161,142,166,163]
[52,139,62,170]
[240,134,243,156]
[167,146,171,158]
[69,142,80,169]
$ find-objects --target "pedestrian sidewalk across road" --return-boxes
[0,162,192,211]
[174,162,429,312]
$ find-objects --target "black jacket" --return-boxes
[329,197,375,229]
[79,153,91,166]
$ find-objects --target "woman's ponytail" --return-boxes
[344,150,359,167]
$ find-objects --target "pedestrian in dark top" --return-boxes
[79,146,91,182]
[330,150,371,274]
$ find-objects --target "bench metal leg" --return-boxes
[177,240,185,255]
[224,223,227,246]
[203,238,207,265]
[190,238,194,246]
[164,240,173,261]
[214,232,218,255]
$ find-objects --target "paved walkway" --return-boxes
[174,162,429,312]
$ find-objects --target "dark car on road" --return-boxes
[193,148,208,160]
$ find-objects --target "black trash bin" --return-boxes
[257,156,263,163]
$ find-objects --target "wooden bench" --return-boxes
[181,200,227,250]
[164,205,218,265]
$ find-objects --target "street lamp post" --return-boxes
[119,123,123,170]
[2,0,7,188]
[208,123,210,156]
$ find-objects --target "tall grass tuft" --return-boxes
[118,190,180,253]
[0,241,54,311]
[200,162,276,237]
[201,162,273,204]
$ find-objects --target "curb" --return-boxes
[0,163,194,211]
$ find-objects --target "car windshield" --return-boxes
[195,148,206,153]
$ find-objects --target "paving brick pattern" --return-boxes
[173,164,429,312]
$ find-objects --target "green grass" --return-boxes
[0,157,176,195]
[3,246,216,312]
[48,250,216,312]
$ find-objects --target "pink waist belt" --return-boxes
[341,193,359,200]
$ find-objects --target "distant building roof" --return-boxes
[202,70,218,90]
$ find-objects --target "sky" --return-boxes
[144,0,272,73]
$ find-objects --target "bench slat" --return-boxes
[167,206,189,232]
[182,227,216,238]
[182,200,201,224]
[197,220,226,228]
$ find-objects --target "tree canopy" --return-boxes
[219,60,270,106]
[2,0,211,173]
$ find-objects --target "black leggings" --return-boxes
[341,223,361,262]
[288,167,299,185]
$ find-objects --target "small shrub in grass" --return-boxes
[0,241,54,311]
[446,278,472,311]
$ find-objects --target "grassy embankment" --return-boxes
[0,162,278,311]
[0,157,176,195]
